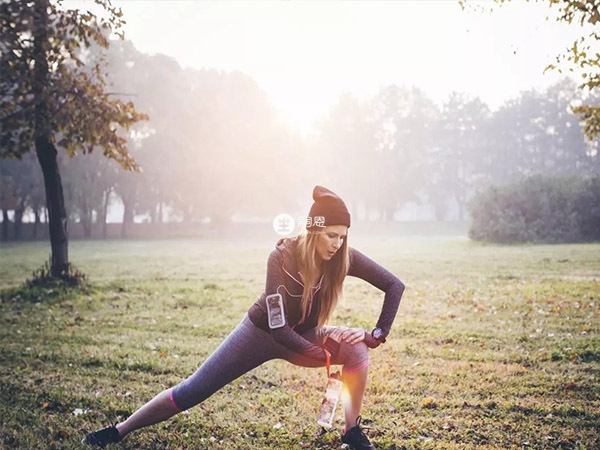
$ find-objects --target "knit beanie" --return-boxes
[306,186,351,230]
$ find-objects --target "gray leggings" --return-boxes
[170,312,370,411]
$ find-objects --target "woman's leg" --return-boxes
[280,326,370,430]
[341,363,369,430]
[114,314,277,439]
[116,389,178,439]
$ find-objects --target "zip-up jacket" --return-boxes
[247,235,405,362]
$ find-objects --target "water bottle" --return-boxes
[317,371,343,428]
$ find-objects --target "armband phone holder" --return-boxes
[266,293,286,329]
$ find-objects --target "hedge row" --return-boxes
[468,176,600,243]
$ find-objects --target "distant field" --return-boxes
[1,236,599,449]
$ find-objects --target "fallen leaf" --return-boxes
[565,382,577,390]
[41,402,49,409]
[55,430,68,440]
[422,397,436,408]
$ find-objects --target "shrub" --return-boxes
[468,176,600,243]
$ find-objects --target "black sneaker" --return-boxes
[82,424,121,447]
[341,415,375,450]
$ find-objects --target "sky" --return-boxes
[71,0,590,134]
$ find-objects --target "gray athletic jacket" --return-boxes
[247,235,405,362]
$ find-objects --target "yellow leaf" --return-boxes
[42,402,49,409]
[422,397,435,407]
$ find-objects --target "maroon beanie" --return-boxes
[307,186,351,230]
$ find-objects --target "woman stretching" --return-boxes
[84,186,405,450]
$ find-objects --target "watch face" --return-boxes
[373,328,382,339]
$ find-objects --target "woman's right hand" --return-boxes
[328,326,367,346]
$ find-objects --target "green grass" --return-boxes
[0,236,599,449]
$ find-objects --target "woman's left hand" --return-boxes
[328,327,366,345]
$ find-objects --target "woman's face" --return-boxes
[315,225,348,263]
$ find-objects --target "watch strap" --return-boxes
[371,327,387,343]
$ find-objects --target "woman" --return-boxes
[84,186,405,450]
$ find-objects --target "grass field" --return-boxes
[0,235,599,449]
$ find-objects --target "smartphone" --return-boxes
[266,293,286,329]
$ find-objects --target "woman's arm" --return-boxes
[347,247,405,343]
[265,249,328,361]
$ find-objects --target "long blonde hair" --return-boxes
[295,229,349,328]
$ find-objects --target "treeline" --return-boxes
[1,40,599,239]
[469,176,600,243]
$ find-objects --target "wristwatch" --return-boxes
[371,327,386,343]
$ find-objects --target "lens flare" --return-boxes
[340,381,351,406]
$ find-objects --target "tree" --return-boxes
[315,93,377,219]
[368,85,438,220]
[427,93,490,220]
[0,0,147,277]
[460,0,600,141]
[0,170,19,241]
[485,80,596,184]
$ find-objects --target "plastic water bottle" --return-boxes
[317,371,343,428]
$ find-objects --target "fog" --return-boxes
[1,1,598,240]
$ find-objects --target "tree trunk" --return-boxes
[101,189,109,239]
[14,205,24,240]
[1,210,9,241]
[33,0,69,276]
[33,208,40,239]
[122,196,133,237]
[36,137,69,276]
[80,195,91,238]
[82,212,91,237]
[43,207,48,238]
